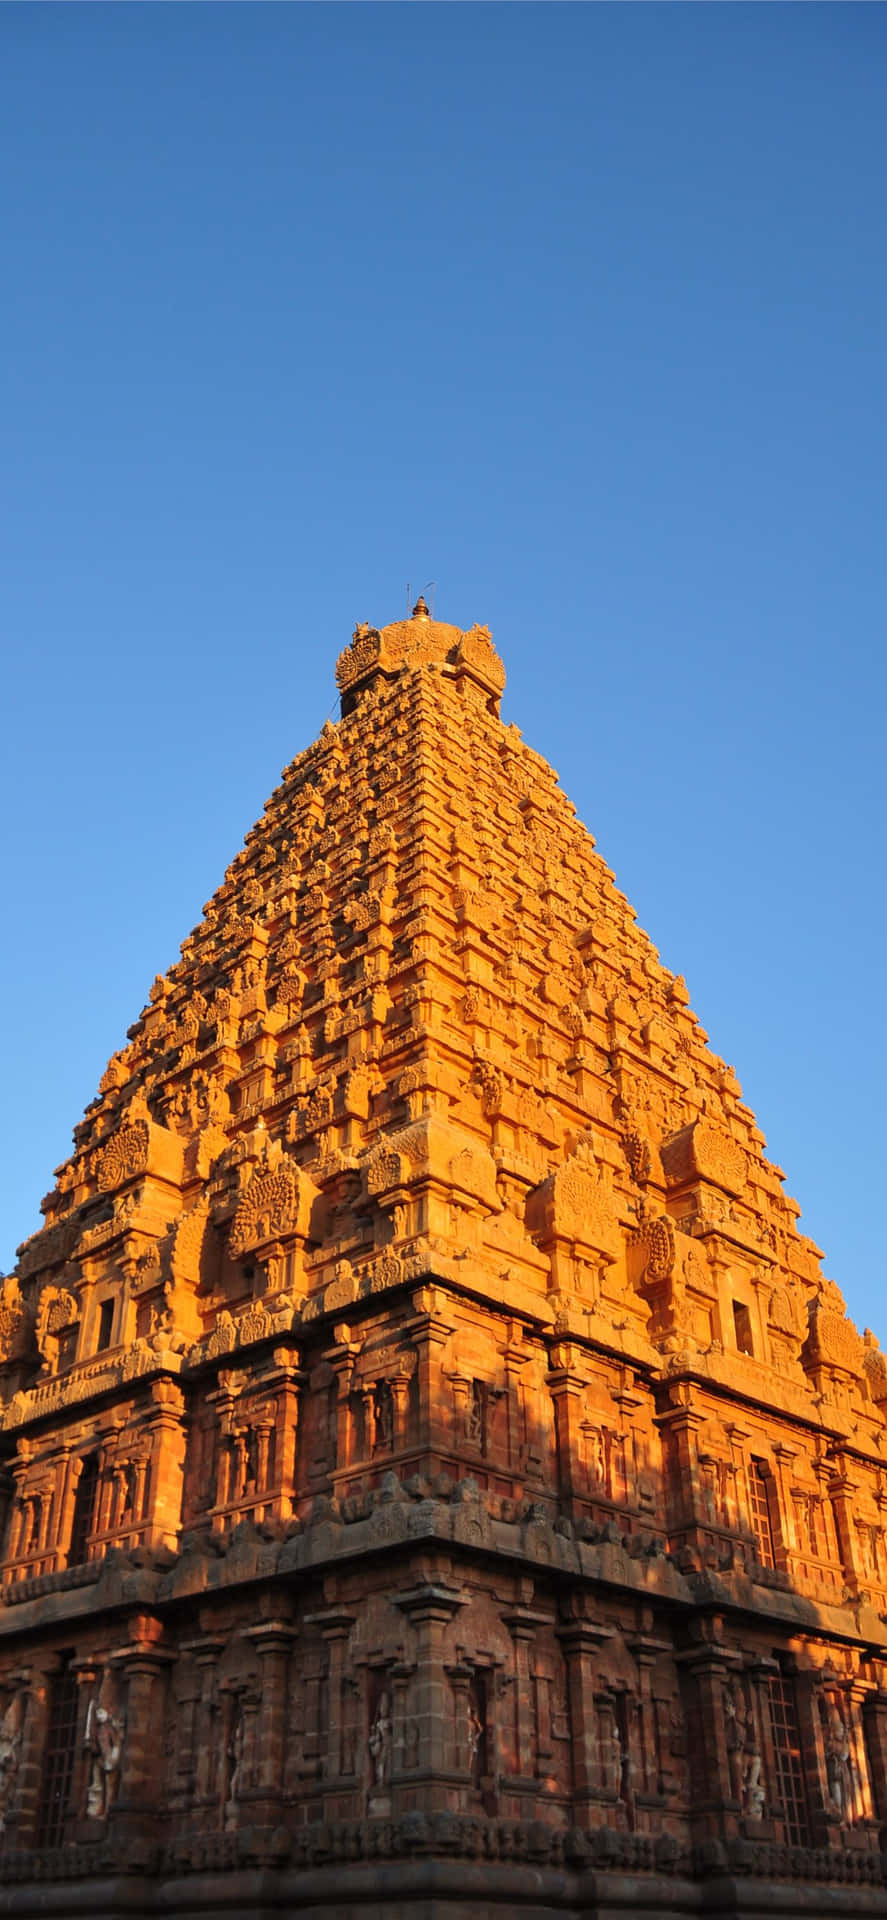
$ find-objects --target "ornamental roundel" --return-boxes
[228,1159,302,1259]
[95,1120,150,1193]
[644,1214,676,1284]
[552,1157,618,1253]
[335,627,382,692]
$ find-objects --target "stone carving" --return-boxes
[3,602,886,1911]
[0,1694,23,1833]
[368,1688,393,1813]
[455,624,507,697]
[95,1120,150,1192]
[171,1199,212,1292]
[660,1120,747,1196]
[84,1690,125,1820]
[0,1279,29,1364]
[471,1058,503,1119]
[724,1679,764,1820]
[466,1694,484,1782]
[229,1156,306,1259]
[863,1333,887,1404]
[224,1697,245,1831]
[16,1216,78,1281]
[820,1691,858,1822]
[35,1287,79,1368]
[804,1289,865,1378]
[527,1141,620,1261]
[207,1310,237,1359]
[634,1212,675,1284]
[768,1283,805,1339]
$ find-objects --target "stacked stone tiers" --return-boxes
[1,604,887,1917]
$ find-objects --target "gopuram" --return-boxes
[2,602,887,1920]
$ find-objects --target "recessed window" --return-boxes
[96,1301,114,1352]
[733,1300,754,1355]
[749,1458,777,1568]
[68,1455,99,1565]
[36,1660,79,1846]
[767,1672,809,1844]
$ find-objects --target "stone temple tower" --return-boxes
[2,602,887,1919]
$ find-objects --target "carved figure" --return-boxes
[368,1690,392,1790]
[466,1382,485,1450]
[84,1697,124,1820]
[587,1427,607,1490]
[372,1381,394,1454]
[724,1678,762,1817]
[822,1693,856,1821]
[724,1681,745,1803]
[466,1697,484,1780]
[0,1695,23,1833]
[223,1697,245,1831]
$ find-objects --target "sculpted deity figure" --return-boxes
[724,1681,744,1803]
[466,1697,484,1781]
[586,1426,607,1491]
[368,1690,392,1791]
[822,1694,856,1821]
[608,1713,623,1798]
[724,1678,764,1818]
[0,1695,23,1833]
[466,1383,485,1451]
[372,1382,394,1455]
[84,1695,124,1820]
[223,1698,245,1831]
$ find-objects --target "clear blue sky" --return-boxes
[2,7,884,1337]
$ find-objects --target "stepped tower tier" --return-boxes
[2,604,887,1918]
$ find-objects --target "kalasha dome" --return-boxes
[2,600,887,1920]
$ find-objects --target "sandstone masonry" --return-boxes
[1,602,886,1917]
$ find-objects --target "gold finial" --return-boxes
[411,596,429,619]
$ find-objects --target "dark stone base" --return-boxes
[0,1820,886,1920]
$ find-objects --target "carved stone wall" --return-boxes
[0,604,886,1916]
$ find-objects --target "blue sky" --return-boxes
[2,6,885,1336]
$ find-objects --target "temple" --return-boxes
[2,601,887,1918]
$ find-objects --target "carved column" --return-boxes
[502,1332,531,1477]
[143,1381,187,1549]
[49,1447,74,1566]
[242,1621,296,1823]
[828,1460,866,1593]
[254,1419,273,1497]
[547,1347,587,1507]
[110,1629,175,1838]
[556,1615,614,1824]
[655,1399,704,1541]
[186,1637,225,1824]
[389,1373,411,1452]
[410,1294,453,1461]
[628,1631,671,1799]
[393,1581,465,1811]
[675,1636,744,1842]
[863,1690,887,1822]
[13,1656,58,1843]
[325,1343,357,1476]
[271,1365,301,1508]
[390,1659,416,1778]
[304,1607,355,1792]
[771,1442,797,1561]
[503,1606,552,1784]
